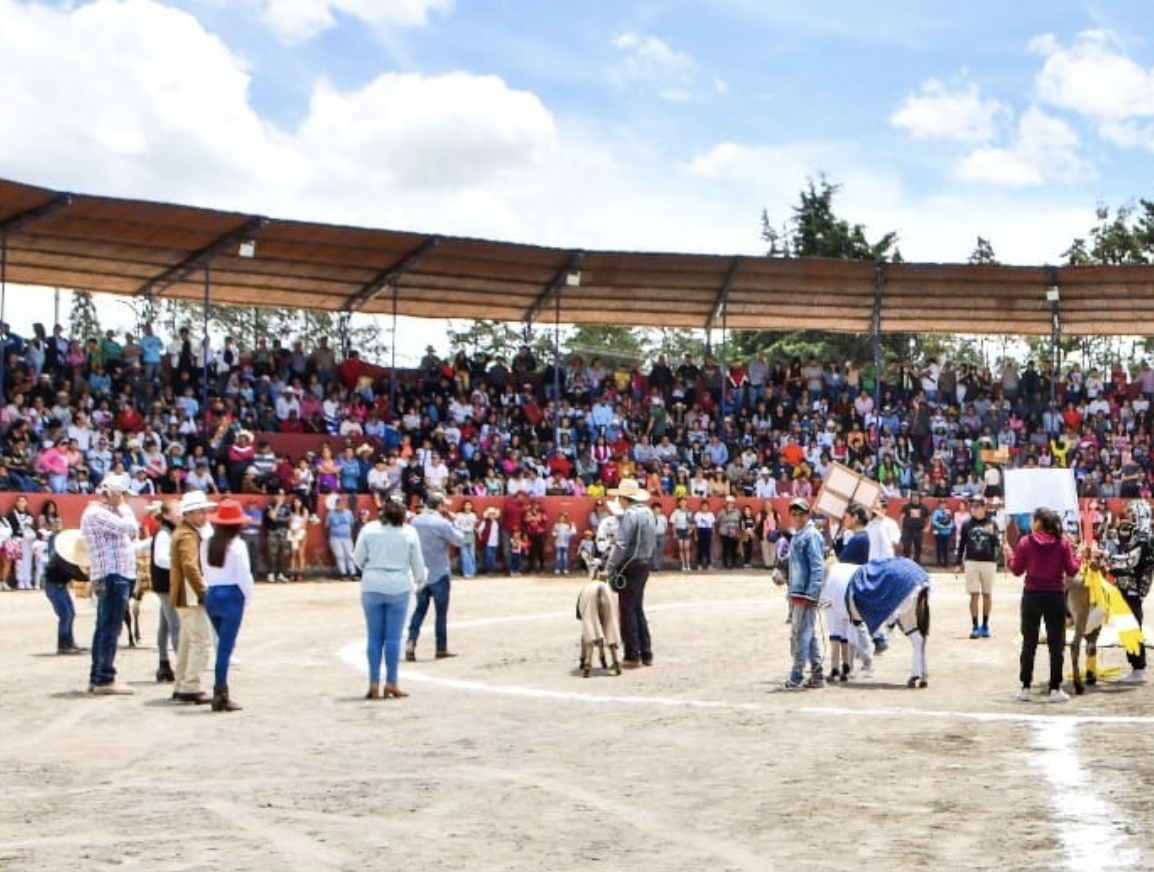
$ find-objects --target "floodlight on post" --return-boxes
[238,239,256,259]
[565,270,582,287]
[1045,286,1060,303]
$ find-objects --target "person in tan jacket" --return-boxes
[170,491,216,704]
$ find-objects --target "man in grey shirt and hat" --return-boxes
[602,478,657,668]
[406,492,465,661]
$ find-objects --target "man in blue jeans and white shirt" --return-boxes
[80,473,140,695]
[406,493,464,661]
[780,497,826,691]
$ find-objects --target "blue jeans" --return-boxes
[90,574,132,686]
[483,545,498,575]
[363,590,411,684]
[44,582,75,648]
[554,547,569,572]
[459,540,476,578]
[789,602,822,683]
[407,574,450,653]
[205,585,246,688]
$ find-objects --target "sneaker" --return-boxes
[1016,688,1031,702]
[266,573,275,583]
[276,574,290,583]
[969,627,981,639]
[90,683,134,696]
[776,678,806,692]
[979,625,991,639]
[1120,669,1147,685]
[1049,689,1070,703]
[805,674,826,689]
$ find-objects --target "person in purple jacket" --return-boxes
[1005,507,1080,703]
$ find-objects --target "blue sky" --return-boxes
[3,0,1154,355]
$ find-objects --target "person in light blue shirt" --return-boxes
[406,493,465,662]
[325,496,356,579]
[353,499,426,700]
[140,324,164,383]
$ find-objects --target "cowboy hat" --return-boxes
[355,443,375,456]
[179,490,217,514]
[608,478,650,502]
[207,499,247,527]
[53,530,89,569]
[483,507,501,519]
[235,429,254,441]
[97,473,131,495]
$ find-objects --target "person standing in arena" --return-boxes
[80,473,139,695]
[1107,500,1153,685]
[150,500,182,682]
[955,496,999,639]
[779,498,825,691]
[170,491,216,705]
[1005,507,1079,703]
[405,493,464,661]
[602,479,656,668]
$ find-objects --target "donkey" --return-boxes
[575,578,623,678]
[1067,557,1105,695]
[839,558,931,688]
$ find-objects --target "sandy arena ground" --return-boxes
[2,568,1154,872]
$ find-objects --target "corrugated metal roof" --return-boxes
[1,177,1149,335]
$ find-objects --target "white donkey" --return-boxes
[826,558,931,688]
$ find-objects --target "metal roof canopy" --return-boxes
[2,176,1153,336]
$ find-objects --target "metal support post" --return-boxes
[201,264,211,431]
[389,281,399,414]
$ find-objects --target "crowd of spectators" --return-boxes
[2,321,1154,510]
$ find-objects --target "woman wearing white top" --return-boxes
[354,499,427,700]
[201,499,254,713]
[453,500,478,578]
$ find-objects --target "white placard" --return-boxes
[1003,469,1079,516]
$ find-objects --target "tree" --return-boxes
[68,290,101,340]
[763,175,901,262]
[643,328,707,365]
[446,319,554,364]
[735,177,905,365]
[564,325,645,365]
[968,237,999,265]
[1064,201,1154,266]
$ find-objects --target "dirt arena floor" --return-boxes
[2,568,1153,872]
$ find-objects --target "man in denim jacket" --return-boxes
[781,498,825,690]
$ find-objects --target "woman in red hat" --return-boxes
[201,499,254,712]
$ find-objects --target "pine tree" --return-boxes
[68,290,101,340]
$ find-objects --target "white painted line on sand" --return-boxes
[1030,719,1140,872]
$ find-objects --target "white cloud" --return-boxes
[610,30,700,102]
[257,0,452,45]
[0,0,1102,307]
[890,79,1007,143]
[1030,29,1154,151]
[956,106,1086,187]
[1032,29,1154,121]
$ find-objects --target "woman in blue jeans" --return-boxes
[201,500,254,712]
[353,499,427,700]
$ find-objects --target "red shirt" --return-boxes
[1008,533,1079,592]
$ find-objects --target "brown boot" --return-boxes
[211,685,243,712]
[365,682,380,700]
[404,640,416,662]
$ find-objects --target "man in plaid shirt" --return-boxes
[81,473,139,695]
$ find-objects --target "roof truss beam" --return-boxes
[524,251,584,325]
[135,215,268,298]
[704,256,743,333]
[345,235,440,313]
[0,192,74,238]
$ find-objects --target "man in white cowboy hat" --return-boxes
[170,490,217,704]
[601,478,657,668]
[80,473,140,694]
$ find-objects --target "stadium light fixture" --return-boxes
[565,270,582,287]
[1045,285,1060,302]
[238,239,257,259]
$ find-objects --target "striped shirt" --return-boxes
[80,501,139,581]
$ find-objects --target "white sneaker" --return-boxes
[266,573,275,583]
[1049,689,1070,703]
[1120,669,1147,685]
[1016,688,1031,702]
[277,574,290,583]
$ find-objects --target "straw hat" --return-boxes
[207,499,247,527]
[179,490,217,514]
[53,530,88,569]
[483,507,501,520]
[608,478,650,503]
